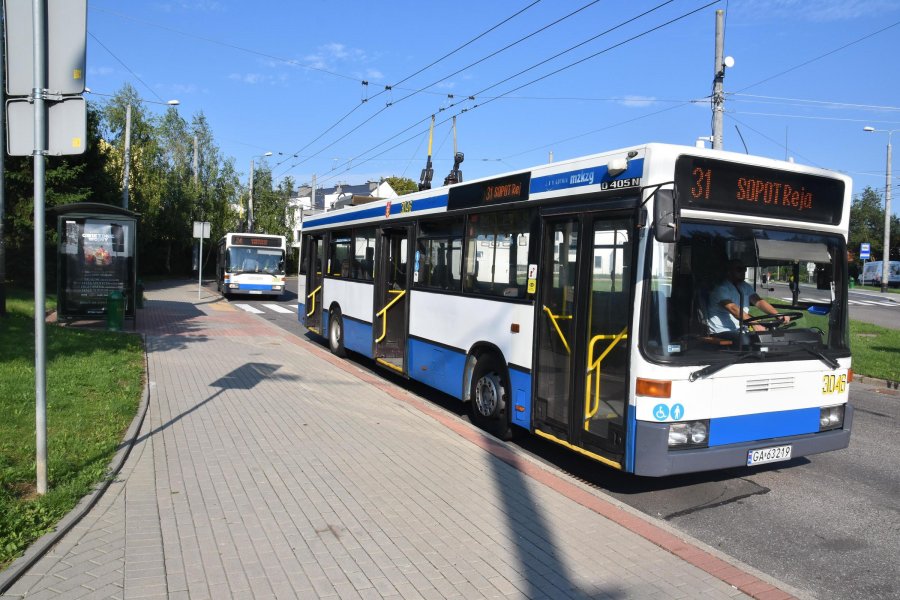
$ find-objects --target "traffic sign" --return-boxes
[860,243,871,260]
[6,97,86,155]
[4,0,87,96]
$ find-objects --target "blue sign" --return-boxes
[860,243,870,260]
[671,403,685,421]
[653,404,670,421]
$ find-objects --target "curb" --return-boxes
[0,338,152,595]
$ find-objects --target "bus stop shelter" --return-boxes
[52,203,139,328]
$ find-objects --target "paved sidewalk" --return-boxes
[1,281,800,599]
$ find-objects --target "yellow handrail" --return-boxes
[584,327,628,429]
[305,285,322,317]
[375,289,406,343]
[542,305,573,354]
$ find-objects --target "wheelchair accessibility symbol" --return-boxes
[653,403,685,421]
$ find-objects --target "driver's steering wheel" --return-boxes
[745,311,804,329]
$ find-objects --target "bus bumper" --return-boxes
[632,404,853,477]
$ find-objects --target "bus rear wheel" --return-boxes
[469,355,512,441]
[329,310,347,357]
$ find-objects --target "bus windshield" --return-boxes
[227,247,285,275]
[643,221,849,365]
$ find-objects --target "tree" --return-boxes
[849,186,900,262]
[385,176,418,196]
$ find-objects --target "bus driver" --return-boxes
[708,259,788,333]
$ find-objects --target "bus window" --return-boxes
[329,231,352,277]
[354,228,377,281]
[464,209,532,298]
[416,219,464,291]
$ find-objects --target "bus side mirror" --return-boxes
[653,189,679,243]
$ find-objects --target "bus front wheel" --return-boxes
[469,355,512,441]
[329,310,347,358]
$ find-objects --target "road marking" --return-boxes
[233,303,264,314]
[262,303,294,314]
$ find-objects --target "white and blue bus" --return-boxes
[299,143,853,476]
[216,233,287,298]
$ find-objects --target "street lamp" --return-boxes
[248,152,273,232]
[863,126,896,293]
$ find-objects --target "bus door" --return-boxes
[534,214,633,467]
[373,226,411,374]
[303,234,325,334]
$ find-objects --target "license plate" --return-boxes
[249,290,262,294]
[747,444,792,466]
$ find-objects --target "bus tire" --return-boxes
[328,309,347,358]
[469,355,512,441]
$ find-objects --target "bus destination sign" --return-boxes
[674,155,845,225]
[231,235,282,248]
[448,172,530,211]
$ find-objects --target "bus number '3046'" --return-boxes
[822,373,847,394]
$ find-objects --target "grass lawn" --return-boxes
[0,290,144,570]
[849,321,900,382]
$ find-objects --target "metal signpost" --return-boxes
[4,0,88,494]
[860,242,870,284]
[193,221,210,298]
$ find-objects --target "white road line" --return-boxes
[233,303,264,314]
[262,303,294,314]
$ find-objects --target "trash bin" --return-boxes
[107,290,124,331]
[136,279,144,308]
[849,279,855,289]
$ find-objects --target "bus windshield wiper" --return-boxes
[788,342,839,370]
[689,351,764,382]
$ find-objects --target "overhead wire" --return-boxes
[88,32,167,103]
[277,0,609,177]
[314,0,718,186]
[272,0,544,172]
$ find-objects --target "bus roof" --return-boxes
[301,142,851,233]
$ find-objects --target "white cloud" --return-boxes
[620,95,657,108]
[734,0,899,22]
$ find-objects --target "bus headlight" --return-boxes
[272,285,283,291]
[228,283,240,289]
[819,405,844,431]
[667,420,709,449]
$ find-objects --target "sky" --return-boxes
[84,0,900,213]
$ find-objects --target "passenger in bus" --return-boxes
[707,259,788,333]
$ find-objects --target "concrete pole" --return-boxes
[33,0,49,495]
[882,136,892,293]
[712,9,725,150]
[122,104,131,209]
[248,159,255,233]
[193,135,199,186]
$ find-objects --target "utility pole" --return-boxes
[248,159,255,232]
[122,104,131,209]
[883,138,892,293]
[712,9,725,150]
[192,135,199,186]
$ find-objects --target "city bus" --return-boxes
[298,143,853,476]
[216,233,287,298]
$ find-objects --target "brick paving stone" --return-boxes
[0,282,801,600]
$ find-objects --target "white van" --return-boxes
[860,260,900,287]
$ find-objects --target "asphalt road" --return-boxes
[213,277,899,600]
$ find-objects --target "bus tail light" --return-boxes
[636,378,671,398]
[847,369,853,382]
[668,420,709,448]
